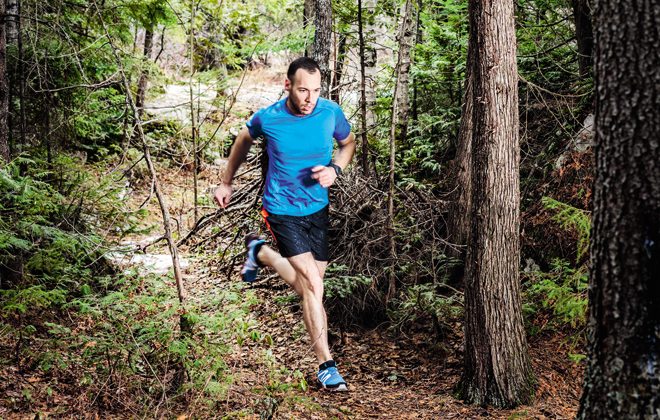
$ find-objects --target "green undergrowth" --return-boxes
[523,197,590,359]
[1,268,261,415]
[0,156,266,416]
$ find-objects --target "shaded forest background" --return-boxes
[0,0,606,417]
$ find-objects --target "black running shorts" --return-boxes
[261,206,329,261]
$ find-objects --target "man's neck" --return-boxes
[285,98,304,116]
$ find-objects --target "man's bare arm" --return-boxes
[214,127,255,207]
[332,132,356,171]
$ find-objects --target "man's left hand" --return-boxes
[311,165,338,188]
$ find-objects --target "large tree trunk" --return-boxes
[0,0,10,164]
[135,26,154,117]
[572,0,593,79]
[577,0,660,417]
[309,0,332,96]
[458,0,535,407]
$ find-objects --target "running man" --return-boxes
[214,57,356,391]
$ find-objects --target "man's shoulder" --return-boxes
[255,99,286,118]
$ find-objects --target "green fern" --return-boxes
[541,196,591,260]
[528,259,588,328]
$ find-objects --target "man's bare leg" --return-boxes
[256,245,332,364]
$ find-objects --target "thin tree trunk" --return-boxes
[458,0,534,407]
[330,32,346,103]
[95,3,187,306]
[572,0,593,79]
[411,0,423,124]
[394,0,417,145]
[577,0,659,417]
[364,0,377,129]
[304,0,314,57]
[386,0,417,300]
[0,0,9,164]
[6,0,17,42]
[135,26,154,117]
[17,0,25,149]
[309,0,332,96]
[189,2,199,223]
[357,0,369,173]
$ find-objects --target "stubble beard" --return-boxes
[286,97,313,116]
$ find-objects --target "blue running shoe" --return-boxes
[241,233,265,283]
[317,366,348,392]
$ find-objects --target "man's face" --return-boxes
[284,68,322,116]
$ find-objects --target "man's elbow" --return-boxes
[340,132,356,148]
[235,127,255,147]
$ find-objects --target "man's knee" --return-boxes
[297,271,323,297]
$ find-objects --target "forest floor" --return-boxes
[0,63,585,419]
[143,163,584,419]
[124,62,585,418]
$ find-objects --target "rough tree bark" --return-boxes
[309,0,332,96]
[577,0,659,417]
[0,0,10,164]
[572,0,593,79]
[458,0,535,407]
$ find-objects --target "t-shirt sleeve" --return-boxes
[245,110,263,139]
[333,104,352,141]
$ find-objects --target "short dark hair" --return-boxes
[287,57,320,82]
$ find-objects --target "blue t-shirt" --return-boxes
[246,97,351,216]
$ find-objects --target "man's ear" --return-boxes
[284,78,291,91]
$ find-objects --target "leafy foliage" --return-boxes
[524,198,590,331]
